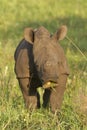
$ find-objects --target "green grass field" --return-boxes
[0,0,87,129]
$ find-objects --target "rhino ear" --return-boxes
[24,28,34,43]
[53,25,67,41]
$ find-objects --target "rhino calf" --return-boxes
[14,25,69,112]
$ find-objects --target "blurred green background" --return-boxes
[0,0,87,130]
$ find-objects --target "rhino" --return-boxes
[14,25,69,112]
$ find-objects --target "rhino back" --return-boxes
[14,39,36,78]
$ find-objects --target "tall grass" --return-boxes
[0,0,87,129]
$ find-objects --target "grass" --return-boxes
[0,0,87,129]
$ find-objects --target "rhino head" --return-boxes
[24,25,68,85]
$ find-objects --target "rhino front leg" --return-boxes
[50,75,68,113]
[18,78,37,109]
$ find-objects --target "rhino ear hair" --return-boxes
[53,25,67,41]
[24,28,34,43]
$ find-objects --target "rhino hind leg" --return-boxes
[50,75,68,113]
[18,78,37,109]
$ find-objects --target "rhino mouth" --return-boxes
[41,75,58,84]
[42,81,58,89]
[40,75,58,89]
